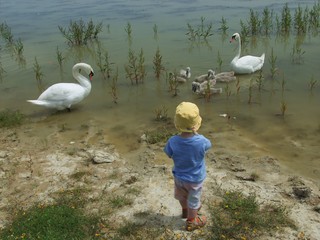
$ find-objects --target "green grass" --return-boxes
[209,190,296,240]
[0,204,99,240]
[0,109,25,128]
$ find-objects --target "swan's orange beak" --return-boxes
[89,71,94,81]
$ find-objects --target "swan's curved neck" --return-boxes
[72,64,91,91]
[236,36,241,59]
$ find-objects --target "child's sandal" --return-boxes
[186,215,207,231]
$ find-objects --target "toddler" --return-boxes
[164,102,212,231]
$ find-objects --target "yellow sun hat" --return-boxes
[174,102,202,133]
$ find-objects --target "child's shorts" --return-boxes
[174,177,203,209]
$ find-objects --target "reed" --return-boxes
[204,81,213,102]
[56,46,65,68]
[281,74,286,97]
[125,48,145,84]
[186,17,213,42]
[268,48,278,79]
[281,3,292,35]
[154,105,168,121]
[97,50,113,79]
[110,67,119,104]
[13,38,24,56]
[153,24,158,39]
[125,49,139,84]
[280,100,287,117]
[248,79,253,104]
[138,48,146,82]
[236,78,241,95]
[308,75,317,92]
[0,22,14,44]
[249,9,260,35]
[291,43,305,64]
[240,20,249,44]
[0,61,5,82]
[33,57,44,92]
[261,7,273,36]
[167,72,179,96]
[216,51,223,72]
[218,17,228,34]
[256,70,264,92]
[309,3,320,33]
[58,19,103,46]
[153,47,165,79]
[225,82,231,99]
[294,5,307,35]
[125,22,132,45]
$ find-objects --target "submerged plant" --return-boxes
[33,57,44,92]
[249,9,260,35]
[58,19,103,46]
[56,46,65,68]
[0,61,5,81]
[256,70,264,92]
[261,7,273,36]
[153,47,165,79]
[280,100,287,117]
[153,24,158,39]
[186,17,213,42]
[218,16,229,34]
[225,82,231,99]
[269,48,278,79]
[110,67,119,104]
[167,72,179,96]
[0,109,25,128]
[308,75,317,92]
[154,105,168,121]
[216,51,223,72]
[281,3,292,35]
[291,43,305,64]
[125,48,146,84]
[97,49,113,79]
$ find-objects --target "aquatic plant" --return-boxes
[225,82,231,99]
[308,75,317,92]
[154,105,168,121]
[0,109,25,128]
[0,60,5,82]
[249,9,260,35]
[33,57,44,92]
[218,17,229,34]
[268,48,278,79]
[125,48,146,84]
[58,19,103,46]
[125,22,132,45]
[294,5,308,35]
[281,3,292,35]
[56,46,65,68]
[153,24,158,39]
[216,51,223,72]
[308,2,320,33]
[248,79,253,104]
[167,72,179,96]
[236,78,241,95]
[261,7,273,36]
[110,67,119,104]
[256,70,264,92]
[280,100,287,117]
[0,21,14,44]
[186,17,213,42]
[291,43,305,64]
[239,20,249,45]
[153,47,165,79]
[97,49,113,79]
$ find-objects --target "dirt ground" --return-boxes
[0,121,319,239]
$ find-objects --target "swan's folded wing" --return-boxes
[38,83,83,101]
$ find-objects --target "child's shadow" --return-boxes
[133,211,186,232]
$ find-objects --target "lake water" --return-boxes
[1,0,319,184]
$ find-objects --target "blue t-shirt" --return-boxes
[164,134,212,183]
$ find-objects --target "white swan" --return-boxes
[179,67,191,79]
[194,69,215,83]
[230,33,265,74]
[27,63,94,111]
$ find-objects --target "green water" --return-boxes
[0,0,319,183]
